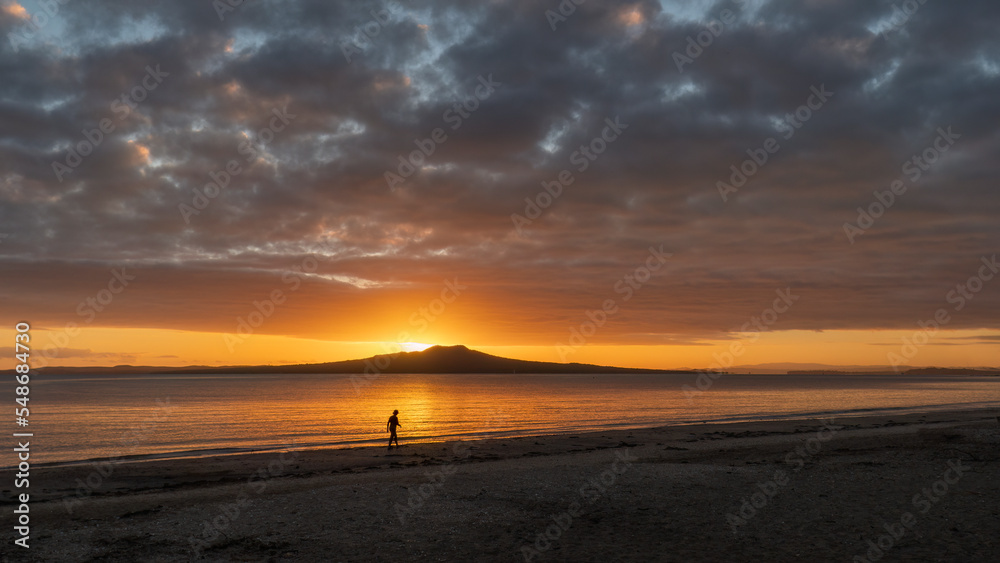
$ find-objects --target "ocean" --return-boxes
[22,372,1000,465]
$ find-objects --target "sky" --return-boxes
[0,0,998,370]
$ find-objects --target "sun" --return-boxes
[400,342,434,352]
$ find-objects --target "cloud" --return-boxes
[0,346,135,362]
[1,0,998,347]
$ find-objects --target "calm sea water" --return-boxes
[21,373,1000,464]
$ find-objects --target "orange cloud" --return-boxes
[619,7,643,26]
[3,2,29,20]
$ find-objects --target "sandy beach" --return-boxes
[7,408,999,562]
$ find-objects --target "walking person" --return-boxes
[387,409,401,449]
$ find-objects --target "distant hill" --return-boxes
[9,347,996,376]
[11,345,700,376]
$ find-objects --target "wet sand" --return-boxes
[6,408,1000,562]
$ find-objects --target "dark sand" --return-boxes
[4,409,999,562]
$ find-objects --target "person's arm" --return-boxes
[386,419,390,432]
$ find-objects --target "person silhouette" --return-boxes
[386,409,401,449]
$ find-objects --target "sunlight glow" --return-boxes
[400,342,434,352]
[620,8,644,26]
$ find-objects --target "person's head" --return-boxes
[393,409,399,415]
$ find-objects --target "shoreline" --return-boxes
[14,407,1000,561]
[22,401,1000,469]
[22,406,999,497]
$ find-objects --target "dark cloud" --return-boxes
[1,0,998,347]
[0,345,135,362]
